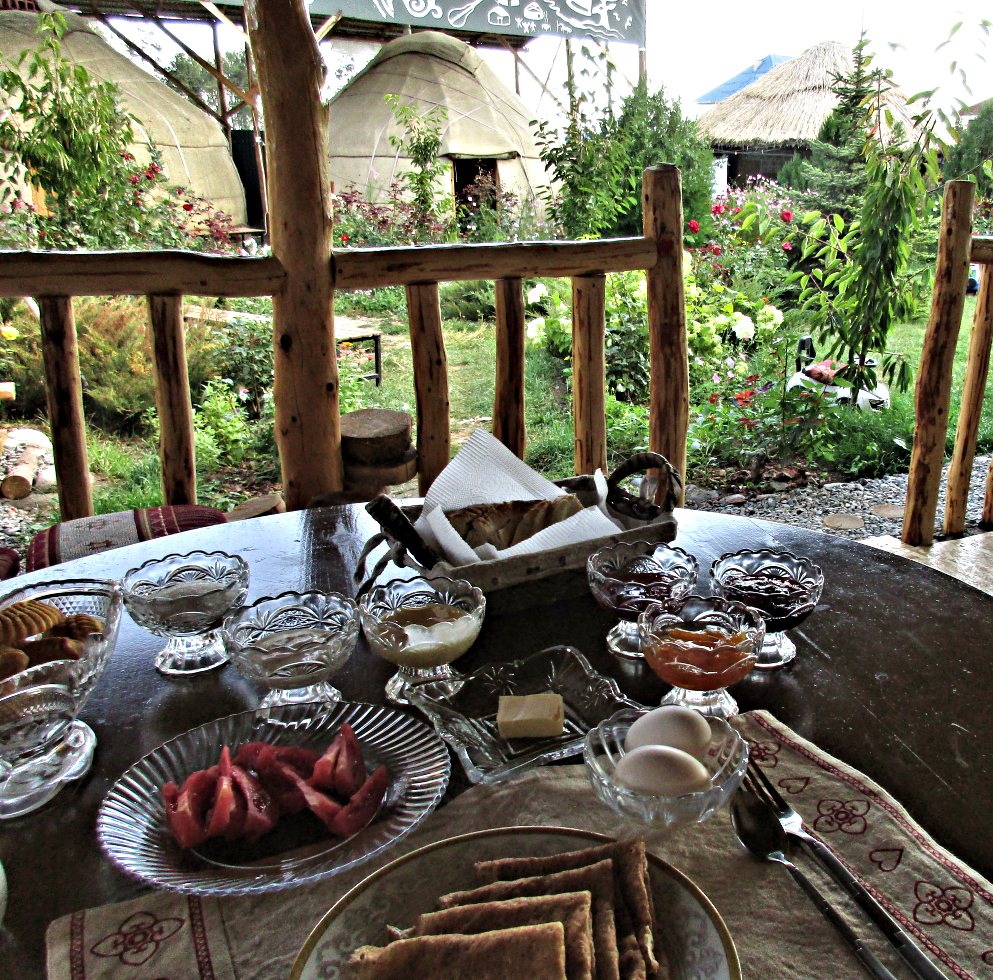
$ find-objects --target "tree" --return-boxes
[166,50,253,129]
[946,100,993,196]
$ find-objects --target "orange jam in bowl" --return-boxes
[642,622,759,691]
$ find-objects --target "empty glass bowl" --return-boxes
[122,551,249,676]
[638,595,765,719]
[222,591,360,707]
[710,549,824,668]
[584,707,747,831]
[587,540,698,659]
[359,576,485,705]
[0,579,122,818]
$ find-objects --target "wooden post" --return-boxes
[244,42,269,239]
[212,20,231,145]
[249,0,341,509]
[572,274,607,475]
[406,283,449,494]
[493,277,526,459]
[944,265,993,533]
[984,456,993,525]
[38,297,92,520]
[903,180,976,546]
[147,295,197,505]
[643,165,689,504]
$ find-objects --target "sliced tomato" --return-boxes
[330,765,388,838]
[163,766,219,849]
[307,736,341,792]
[232,741,269,770]
[206,747,246,841]
[271,745,321,779]
[275,759,343,831]
[230,764,281,842]
[334,723,366,798]
[254,745,308,814]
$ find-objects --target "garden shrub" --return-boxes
[440,281,495,322]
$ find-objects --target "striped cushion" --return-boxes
[26,506,227,572]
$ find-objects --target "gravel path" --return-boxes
[685,455,992,540]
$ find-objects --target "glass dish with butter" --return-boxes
[358,576,485,705]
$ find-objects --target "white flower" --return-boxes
[527,283,548,304]
[526,317,546,340]
[731,313,756,341]
[757,305,784,328]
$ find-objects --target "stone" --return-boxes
[823,482,848,491]
[871,504,905,520]
[822,513,864,530]
[5,428,52,451]
[685,484,719,504]
[769,481,791,492]
[722,494,747,506]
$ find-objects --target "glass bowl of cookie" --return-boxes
[0,578,123,818]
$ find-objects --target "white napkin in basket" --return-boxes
[415,429,619,565]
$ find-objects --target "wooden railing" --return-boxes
[0,166,688,521]
[903,177,993,545]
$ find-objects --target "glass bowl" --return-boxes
[122,551,249,676]
[359,576,485,705]
[587,540,698,659]
[221,591,360,707]
[0,579,122,818]
[638,595,765,719]
[585,707,747,831]
[710,549,824,668]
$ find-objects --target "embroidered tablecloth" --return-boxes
[46,710,993,980]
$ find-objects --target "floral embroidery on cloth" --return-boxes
[90,911,185,966]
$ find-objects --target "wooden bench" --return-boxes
[183,305,383,386]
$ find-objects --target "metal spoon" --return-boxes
[730,788,899,980]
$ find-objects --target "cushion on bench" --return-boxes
[803,359,846,384]
[26,505,227,572]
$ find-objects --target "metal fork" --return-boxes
[744,759,948,980]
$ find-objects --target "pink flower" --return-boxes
[128,174,140,185]
[782,241,793,251]
[688,220,700,233]
[733,207,742,214]
[712,203,725,216]
[725,357,735,368]
[712,372,720,383]
[781,209,794,222]
[727,370,734,379]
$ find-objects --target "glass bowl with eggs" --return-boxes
[584,705,747,831]
[359,576,485,705]
[221,590,360,707]
[587,540,699,659]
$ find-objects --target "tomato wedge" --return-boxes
[232,741,268,770]
[206,747,246,841]
[271,745,320,779]
[334,723,366,798]
[230,764,280,842]
[275,759,343,831]
[162,766,218,849]
[330,765,388,838]
[254,745,308,814]
[307,735,341,792]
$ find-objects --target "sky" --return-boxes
[101,0,993,127]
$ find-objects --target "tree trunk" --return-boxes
[249,0,341,510]
[493,277,526,459]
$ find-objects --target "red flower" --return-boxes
[733,207,742,214]
[747,374,760,383]
[781,209,794,222]
[144,169,156,180]
[341,234,350,242]
[182,203,194,212]
[782,241,793,252]
[120,152,135,162]
[712,245,722,256]
[688,220,700,233]
[128,174,140,185]
[711,203,725,216]
[709,393,720,405]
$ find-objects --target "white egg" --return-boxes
[612,745,713,797]
[624,705,712,760]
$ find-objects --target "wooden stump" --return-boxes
[250,0,341,509]
[572,274,607,475]
[147,294,197,506]
[903,180,976,546]
[493,277,526,459]
[340,409,412,465]
[1,445,40,500]
[643,166,689,505]
[406,283,449,495]
[945,265,993,533]
[38,296,92,520]
[225,494,286,521]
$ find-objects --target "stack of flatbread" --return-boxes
[348,837,669,980]
[446,496,584,551]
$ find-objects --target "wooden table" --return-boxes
[2,506,991,980]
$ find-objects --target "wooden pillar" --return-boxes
[572,274,607,475]
[406,283,449,494]
[638,48,647,88]
[902,181,976,546]
[643,165,688,504]
[493,277,526,459]
[38,297,92,520]
[245,42,269,240]
[147,295,197,506]
[944,265,993,533]
[212,20,231,146]
[249,0,341,510]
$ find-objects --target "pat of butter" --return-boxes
[497,693,564,738]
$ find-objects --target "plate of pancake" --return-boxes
[289,827,740,980]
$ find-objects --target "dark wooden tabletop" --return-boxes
[1,505,991,980]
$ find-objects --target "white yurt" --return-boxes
[326,31,549,207]
[0,0,247,222]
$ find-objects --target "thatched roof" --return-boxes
[696,40,919,150]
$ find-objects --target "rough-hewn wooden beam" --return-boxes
[493,277,526,459]
[0,251,285,298]
[572,274,607,475]
[332,237,656,290]
[406,283,449,494]
[971,237,993,264]
[250,0,341,509]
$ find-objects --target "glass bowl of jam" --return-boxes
[221,590,360,707]
[710,549,824,668]
[359,576,486,705]
[638,595,765,718]
[587,541,699,659]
